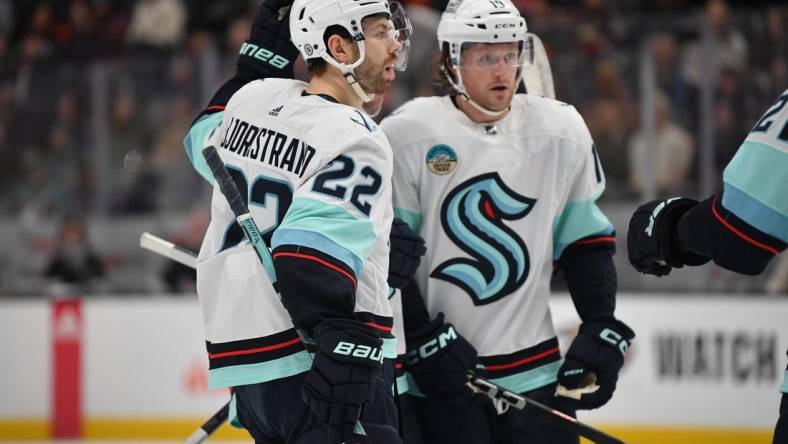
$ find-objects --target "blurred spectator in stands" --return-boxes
[127,0,186,49]
[680,0,748,90]
[585,99,630,196]
[150,94,205,211]
[45,218,105,286]
[628,92,694,195]
[713,68,749,172]
[752,7,787,99]
[652,32,691,127]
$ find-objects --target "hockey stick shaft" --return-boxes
[140,232,197,268]
[183,401,230,444]
[202,145,367,442]
[467,375,626,444]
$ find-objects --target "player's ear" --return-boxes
[326,34,356,65]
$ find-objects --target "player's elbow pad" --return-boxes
[272,245,358,335]
[678,195,786,275]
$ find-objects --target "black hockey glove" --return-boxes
[628,197,710,276]
[405,313,483,404]
[388,218,426,289]
[556,315,634,410]
[236,0,300,80]
[302,319,383,444]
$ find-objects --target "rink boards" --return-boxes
[0,294,785,444]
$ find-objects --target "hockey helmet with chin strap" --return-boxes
[290,0,411,103]
[437,0,530,117]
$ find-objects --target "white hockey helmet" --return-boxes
[437,0,529,116]
[290,0,411,103]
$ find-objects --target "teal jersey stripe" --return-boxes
[722,183,788,243]
[276,197,377,262]
[553,193,614,259]
[781,370,788,394]
[724,141,788,219]
[487,361,561,394]
[382,337,397,359]
[394,207,422,232]
[395,373,410,395]
[273,228,364,277]
[228,393,243,429]
[184,112,224,184]
[403,361,560,396]
[208,350,312,389]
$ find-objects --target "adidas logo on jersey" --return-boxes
[269,105,284,117]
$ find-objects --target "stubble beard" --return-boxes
[356,59,390,95]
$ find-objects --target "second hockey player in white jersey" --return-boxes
[193,1,411,443]
[382,1,634,443]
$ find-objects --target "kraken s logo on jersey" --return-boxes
[432,173,536,305]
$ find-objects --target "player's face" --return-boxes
[355,16,403,95]
[459,42,521,112]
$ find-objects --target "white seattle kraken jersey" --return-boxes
[382,94,613,393]
[193,79,396,389]
[722,88,788,245]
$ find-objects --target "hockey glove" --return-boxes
[405,313,482,404]
[237,0,300,80]
[388,218,426,289]
[302,319,384,444]
[628,197,710,276]
[556,315,634,409]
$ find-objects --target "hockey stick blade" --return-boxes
[184,401,230,444]
[468,375,626,444]
[140,232,197,269]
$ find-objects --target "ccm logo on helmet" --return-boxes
[333,341,384,363]
[495,23,516,29]
[406,325,459,365]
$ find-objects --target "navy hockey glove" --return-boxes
[557,315,634,410]
[628,197,710,276]
[302,319,383,444]
[388,218,426,289]
[237,0,299,80]
[405,313,482,404]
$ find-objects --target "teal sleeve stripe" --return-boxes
[273,228,363,277]
[278,197,378,261]
[395,374,410,395]
[183,112,224,184]
[382,337,397,359]
[487,361,561,394]
[722,183,788,243]
[404,361,561,396]
[228,393,243,429]
[394,207,422,231]
[553,193,614,259]
[781,370,788,394]
[208,350,312,389]
[724,140,788,217]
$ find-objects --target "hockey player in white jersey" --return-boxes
[627,89,788,444]
[191,1,413,442]
[382,1,634,443]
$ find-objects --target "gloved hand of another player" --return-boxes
[556,315,634,410]
[628,197,710,276]
[388,218,426,289]
[238,0,300,79]
[405,312,483,404]
[302,319,383,444]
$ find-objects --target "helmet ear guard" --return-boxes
[290,0,412,103]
